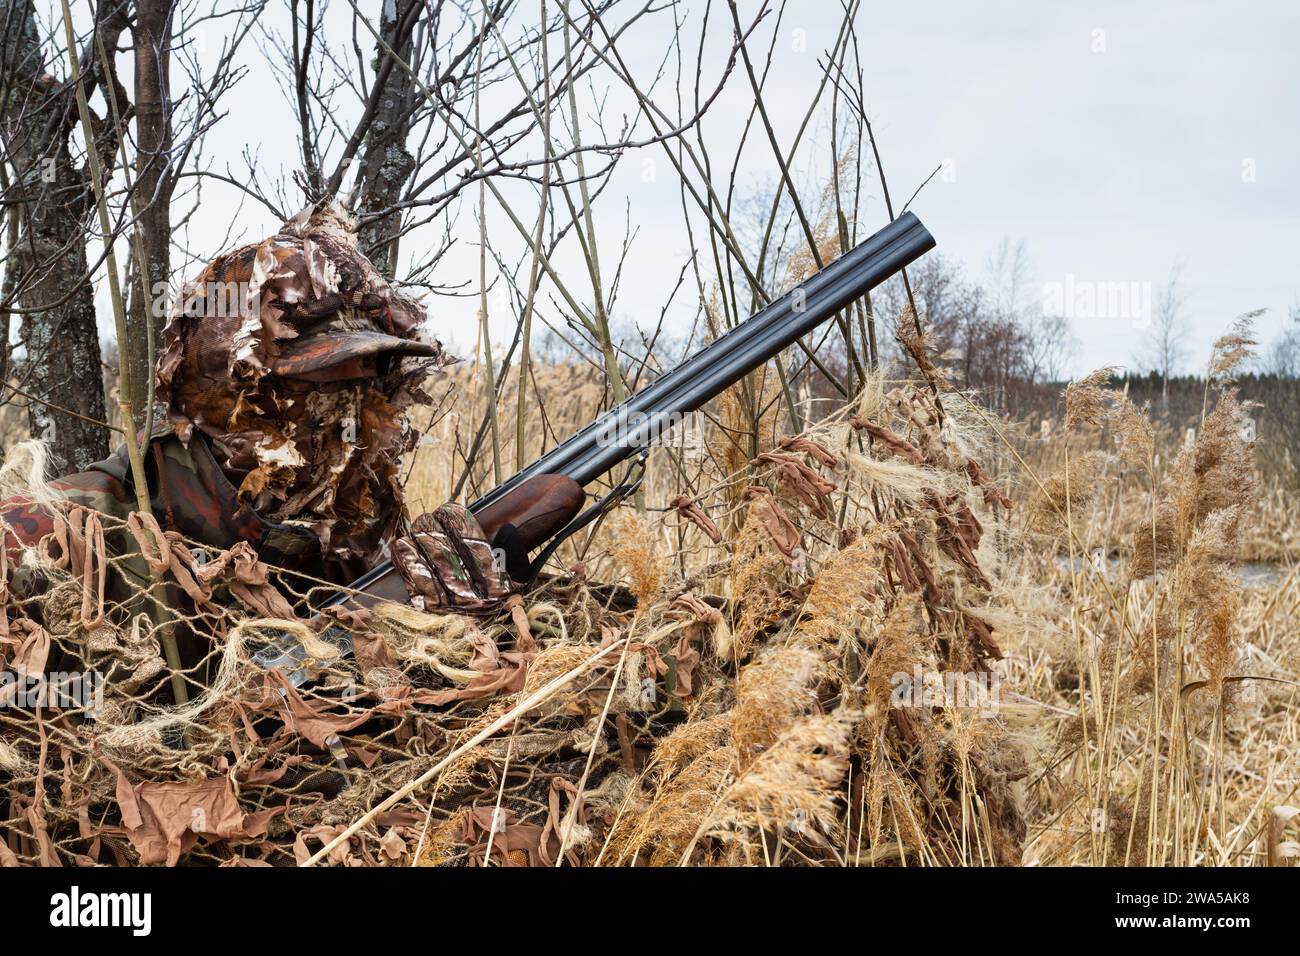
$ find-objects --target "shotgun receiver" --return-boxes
[255,213,935,679]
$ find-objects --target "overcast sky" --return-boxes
[138,0,1298,379]
[855,0,1299,374]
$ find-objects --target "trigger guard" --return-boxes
[492,523,533,583]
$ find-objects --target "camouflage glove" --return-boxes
[392,504,514,613]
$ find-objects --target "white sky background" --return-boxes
[83,0,1300,379]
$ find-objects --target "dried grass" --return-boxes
[0,318,1295,867]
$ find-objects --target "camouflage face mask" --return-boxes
[156,200,451,561]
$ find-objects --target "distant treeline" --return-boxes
[1095,371,1296,483]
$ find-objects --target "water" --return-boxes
[1052,554,1288,587]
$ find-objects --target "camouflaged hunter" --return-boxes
[0,209,937,688]
[0,200,513,673]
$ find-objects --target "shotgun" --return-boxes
[256,212,935,681]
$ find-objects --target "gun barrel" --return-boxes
[470,211,934,512]
[317,213,934,614]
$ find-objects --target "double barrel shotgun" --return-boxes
[256,212,936,683]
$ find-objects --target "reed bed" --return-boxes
[0,320,1295,867]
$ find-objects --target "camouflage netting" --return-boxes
[0,378,1029,867]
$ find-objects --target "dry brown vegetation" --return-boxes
[395,317,1300,867]
[2,314,1294,867]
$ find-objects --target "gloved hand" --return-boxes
[391,504,514,613]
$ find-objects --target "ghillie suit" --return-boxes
[0,203,528,867]
[0,200,511,679]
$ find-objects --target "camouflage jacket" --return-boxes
[0,429,386,675]
[1,427,377,587]
[1,427,512,623]
[0,428,510,682]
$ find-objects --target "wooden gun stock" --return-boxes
[475,473,585,581]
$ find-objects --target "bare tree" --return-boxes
[1026,311,1075,384]
[122,0,173,426]
[0,0,124,470]
[1258,302,1300,483]
[986,238,1076,384]
[1136,258,1190,409]
[351,0,421,276]
[985,236,1032,319]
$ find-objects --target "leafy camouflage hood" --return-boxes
[157,199,450,563]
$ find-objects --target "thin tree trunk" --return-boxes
[355,0,420,277]
[125,0,172,428]
[1,0,110,471]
